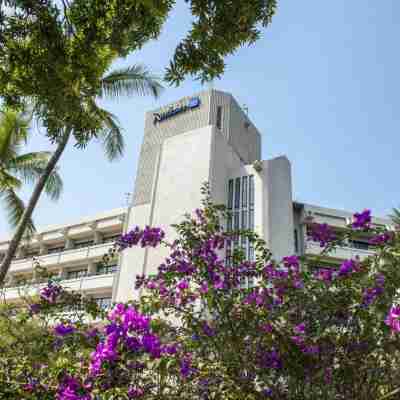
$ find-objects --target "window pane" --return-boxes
[234,178,241,209]
[249,209,254,230]
[294,229,299,253]
[242,176,248,208]
[241,210,247,230]
[249,175,254,207]
[216,106,222,130]
[228,179,234,210]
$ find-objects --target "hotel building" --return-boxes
[0,90,391,304]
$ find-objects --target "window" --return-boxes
[234,178,241,210]
[294,229,299,253]
[96,263,118,275]
[25,249,40,258]
[216,106,222,130]
[227,179,234,210]
[66,269,87,280]
[95,297,112,310]
[74,239,94,249]
[102,234,120,244]
[48,245,65,254]
[226,174,255,269]
[349,240,370,251]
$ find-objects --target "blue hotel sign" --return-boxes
[153,97,201,125]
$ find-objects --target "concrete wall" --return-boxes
[262,157,295,261]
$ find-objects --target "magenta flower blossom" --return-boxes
[56,376,91,400]
[177,280,189,290]
[117,226,164,250]
[338,259,358,277]
[40,282,62,303]
[385,305,400,333]
[128,387,144,398]
[293,323,306,334]
[260,323,273,333]
[314,268,334,283]
[307,223,336,247]
[282,255,300,273]
[352,209,371,230]
[369,232,393,246]
[54,324,75,336]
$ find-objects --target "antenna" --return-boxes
[242,104,249,115]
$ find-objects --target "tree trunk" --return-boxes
[0,128,71,286]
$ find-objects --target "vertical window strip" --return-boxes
[294,229,299,253]
[234,178,241,209]
[228,179,234,210]
[216,106,223,130]
[249,175,254,207]
[242,176,248,208]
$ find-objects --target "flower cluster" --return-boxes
[89,303,177,378]
[54,323,76,336]
[117,226,165,250]
[56,376,91,400]
[40,281,63,303]
[307,223,336,247]
[362,273,385,307]
[385,305,400,333]
[351,209,371,230]
[369,231,393,246]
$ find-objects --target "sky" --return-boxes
[1,0,400,237]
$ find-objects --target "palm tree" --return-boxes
[0,109,62,234]
[0,64,163,285]
[390,208,400,229]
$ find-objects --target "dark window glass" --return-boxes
[242,176,248,208]
[249,175,255,207]
[48,246,65,254]
[234,178,241,209]
[96,264,118,275]
[95,297,112,310]
[74,240,94,249]
[294,229,299,253]
[350,240,369,250]
[249,209,254,230]
[241,210,247,230]
[66,269,87,280]
[228,179,234,210]
[216,106,222,130]
[227,213,233,232]
[102,234,120,244]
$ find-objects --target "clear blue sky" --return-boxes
[1,0,400,236]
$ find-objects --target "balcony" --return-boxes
[305,241,375,261]
[2,272,115,301]
[8,242,115,273]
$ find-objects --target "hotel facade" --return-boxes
[0,90,391,304]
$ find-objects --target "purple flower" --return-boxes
[338,259,358,277]
[180,356,196,378]
[177,280,189,290]
[260,323,273,333]
[56,376,91,400]
[282,255,300,274]
[307,223,336,247]
[293,323,306,334]
[314,268,334,283]
[258,348,282,370]
[128,387,144,398]
[54,324,75,336]
[199,281,209,294]
[352,209,371,230]
[369,232,393,245]
[385,305,400,332]
[262,388,273,397]
[29,303,41,314]
[40,282,62,303]
[202,322,216,337]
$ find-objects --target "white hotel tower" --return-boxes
[0,90,391,304]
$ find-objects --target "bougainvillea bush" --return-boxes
[1,191,400,400]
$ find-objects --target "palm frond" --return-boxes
[0,109,30,162]
[390,207,400,227]
[100,65,163,100]
[90,102,125,161]
[0,187,35,234]
[9,151,52,184]
[44,168,63,201]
